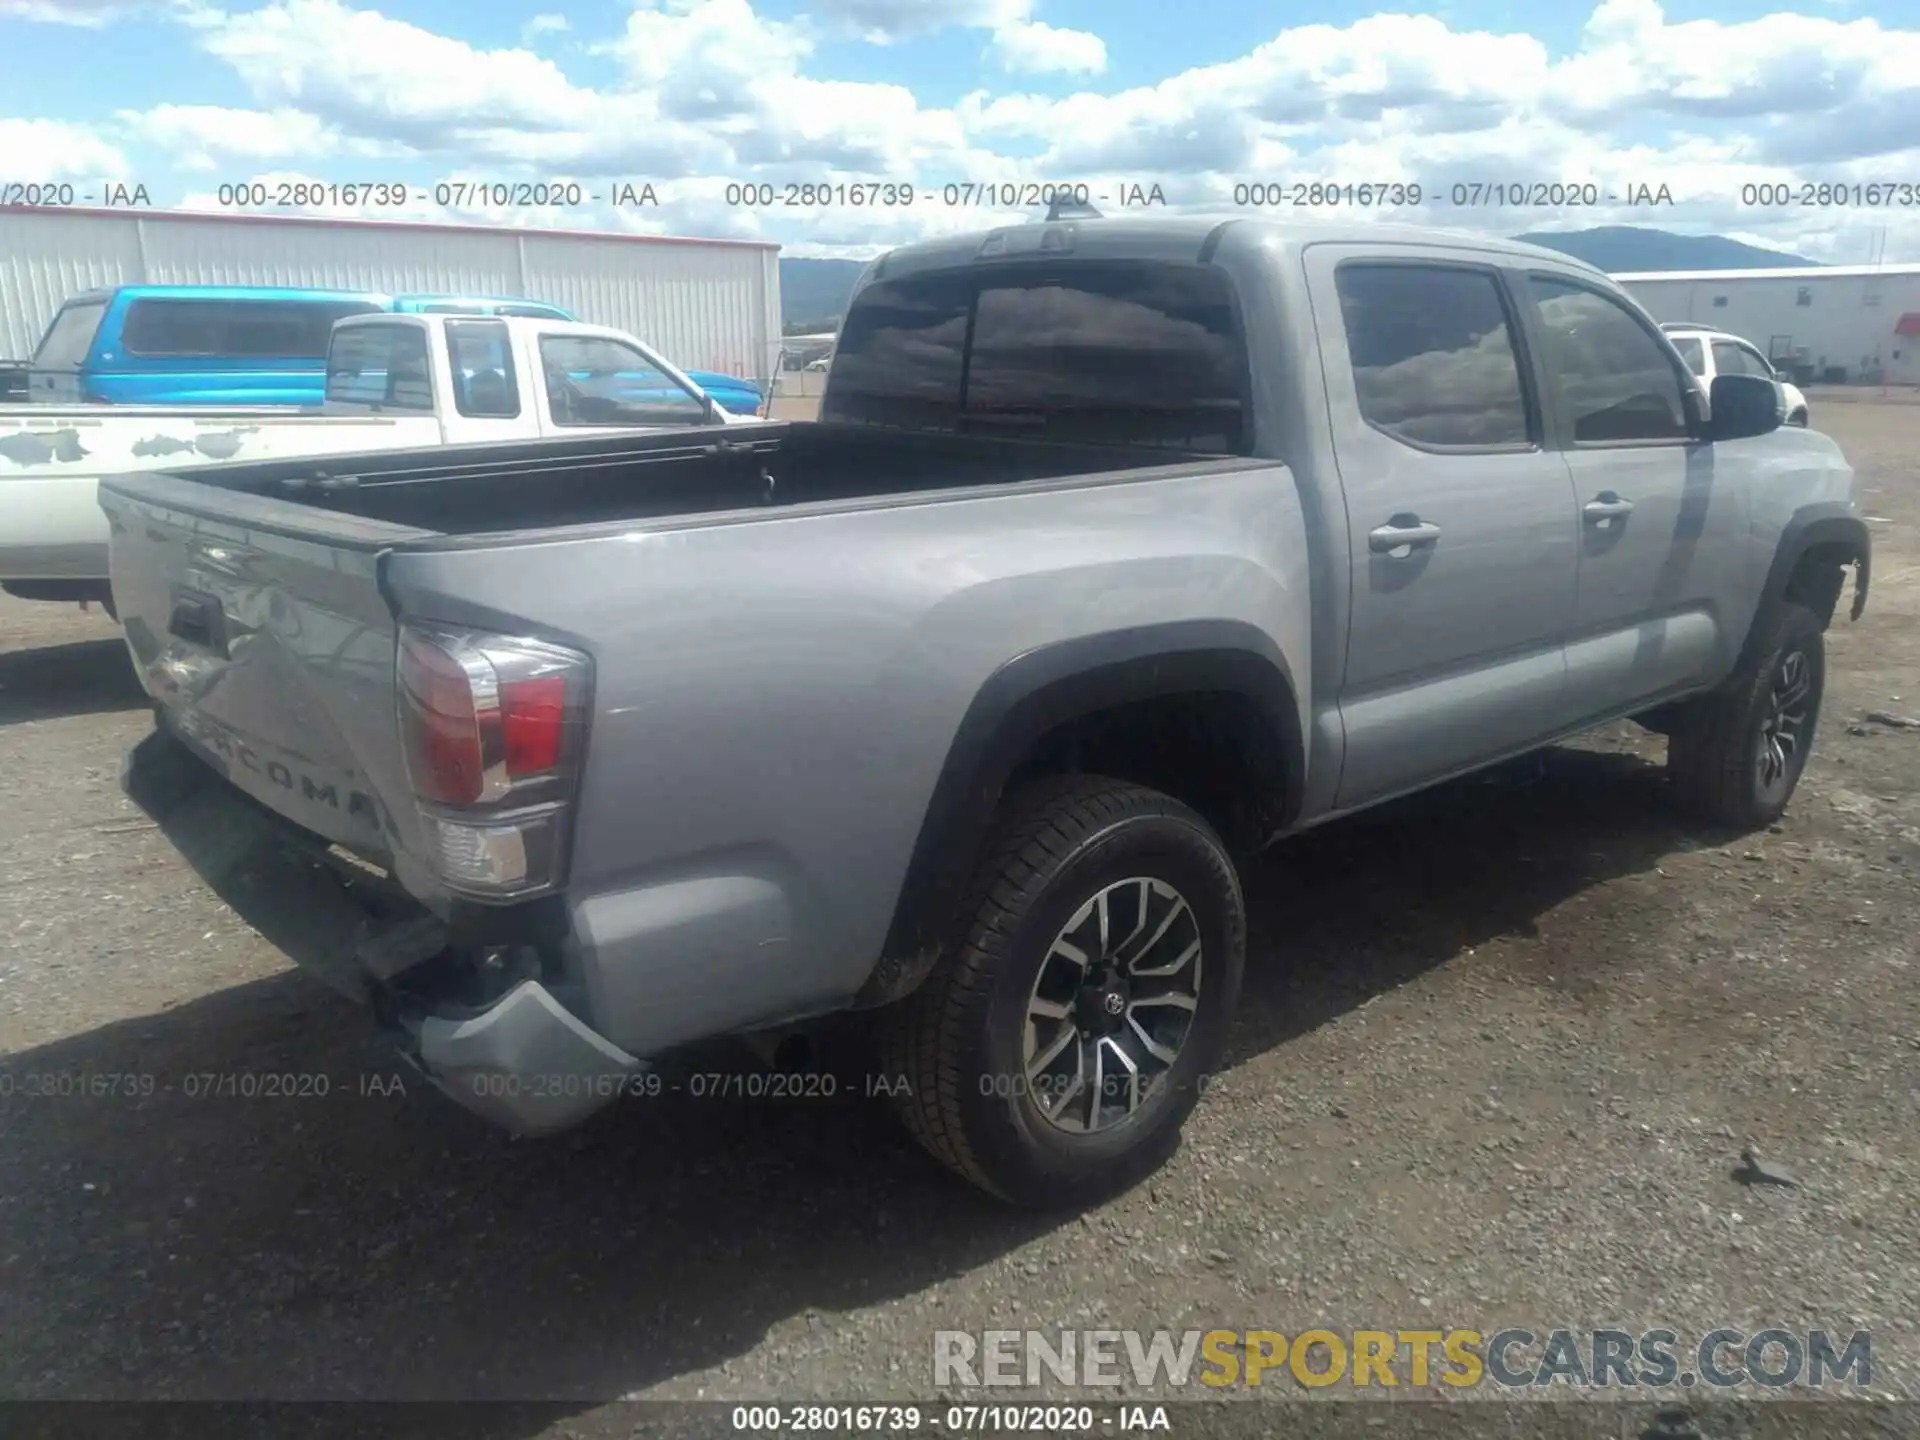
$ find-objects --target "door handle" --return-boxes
[1368,517,1442,554]
[1584,492,1635,523]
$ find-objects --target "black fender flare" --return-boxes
[861,620,1303,1004]
[1753,504,1871,639]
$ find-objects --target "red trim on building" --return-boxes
[1895,312,1920,337]
[0,203,781,252]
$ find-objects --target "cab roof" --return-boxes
[862,214,1610,283]
[62,284,391,306]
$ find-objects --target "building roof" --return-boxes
[1615,263,1920,282]
[0,203,782,252]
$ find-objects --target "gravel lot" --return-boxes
[2,401,1916,1431]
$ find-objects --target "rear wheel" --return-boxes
[879,776,1245,1207]
[1668,602,1825,829]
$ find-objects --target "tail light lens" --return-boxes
[396,623,591,900]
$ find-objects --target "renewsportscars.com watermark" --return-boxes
[934,1327,1874,1392]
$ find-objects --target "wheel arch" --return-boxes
[1754,505,1870,642]
[859,621,1303,1006]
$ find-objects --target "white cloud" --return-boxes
[14,0,1919,265]
[0,118,130,175]
[0,0,120,23]
[804,0,1101,71]
[989,19,1104,75]
[119,105,340,164]
[806,0,1022,43]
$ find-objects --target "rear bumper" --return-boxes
[391,979,646,1136]
[122,726,644,1137]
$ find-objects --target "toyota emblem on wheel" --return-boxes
[1103,992,1126,1016]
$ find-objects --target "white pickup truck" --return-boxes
[0,313,758,612]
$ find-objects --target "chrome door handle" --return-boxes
[1368,518,1442,553]
[1584,493,1635,523]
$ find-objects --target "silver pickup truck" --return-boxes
[104,216,1870,1207]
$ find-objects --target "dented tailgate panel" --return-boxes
[102,476,446,902]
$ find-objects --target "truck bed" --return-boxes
[119,420,1214,538]
[99,382,1297,1135]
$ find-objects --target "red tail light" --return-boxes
[399,633,487,805]
[396,624,591,899]
[502,676,567,775]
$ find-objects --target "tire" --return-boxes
[1667,602,1825,829]
[1788,410,1809,428]
[879,776,1245,1207]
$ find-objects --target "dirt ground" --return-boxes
[1,404,1916,1432]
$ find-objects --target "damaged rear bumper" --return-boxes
[386,978,646,1136]
[122,724,644,1138]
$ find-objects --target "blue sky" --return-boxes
[4,0,1919,260]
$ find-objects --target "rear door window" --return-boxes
[1713,341,1774,379]
[31,300,107,370]
[446,319,520,418]
[325,323,435,411]
[825,262,1249,453]
[123,298,381,359]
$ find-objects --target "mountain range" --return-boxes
[779,226,1822,328]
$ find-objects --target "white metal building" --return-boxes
[1614,262,1920,386]
[0,205,783,387]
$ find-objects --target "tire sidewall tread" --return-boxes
[1669,602,1826,830]
[880,776,1245,1207]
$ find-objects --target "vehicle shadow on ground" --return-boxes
[0,741,1703,1414]
[1227,742,1701,1062]
[0,636,144,726]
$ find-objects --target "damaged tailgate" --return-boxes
[101,466,441,891]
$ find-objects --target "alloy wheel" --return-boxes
[1756,648,1813,799]
[1022,876,1204,1135]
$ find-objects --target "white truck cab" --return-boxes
[0,314,758,610]
[322,313,762,442]
[1660,324,1811,428]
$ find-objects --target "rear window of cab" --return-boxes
[122,297,383,359]
[824,260,1249,454]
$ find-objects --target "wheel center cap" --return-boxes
[1077,977,1131,1035]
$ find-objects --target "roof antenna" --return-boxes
[1044,195,1103,223]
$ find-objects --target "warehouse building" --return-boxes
[1615,262,1920,387]
[0,205,782,389]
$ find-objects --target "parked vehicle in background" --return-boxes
[107,216,1867,1206]
[391,295,572,320]
[11,285,768,416]
[2,312,755,610]
[1661,323,1811,426]
[393,296,764,412]
[21,286,387,406]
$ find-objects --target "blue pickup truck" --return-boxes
[18,284,766,414]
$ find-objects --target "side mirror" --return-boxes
[1704,374,1783,442]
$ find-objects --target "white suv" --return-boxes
[1661,325,1810,427]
